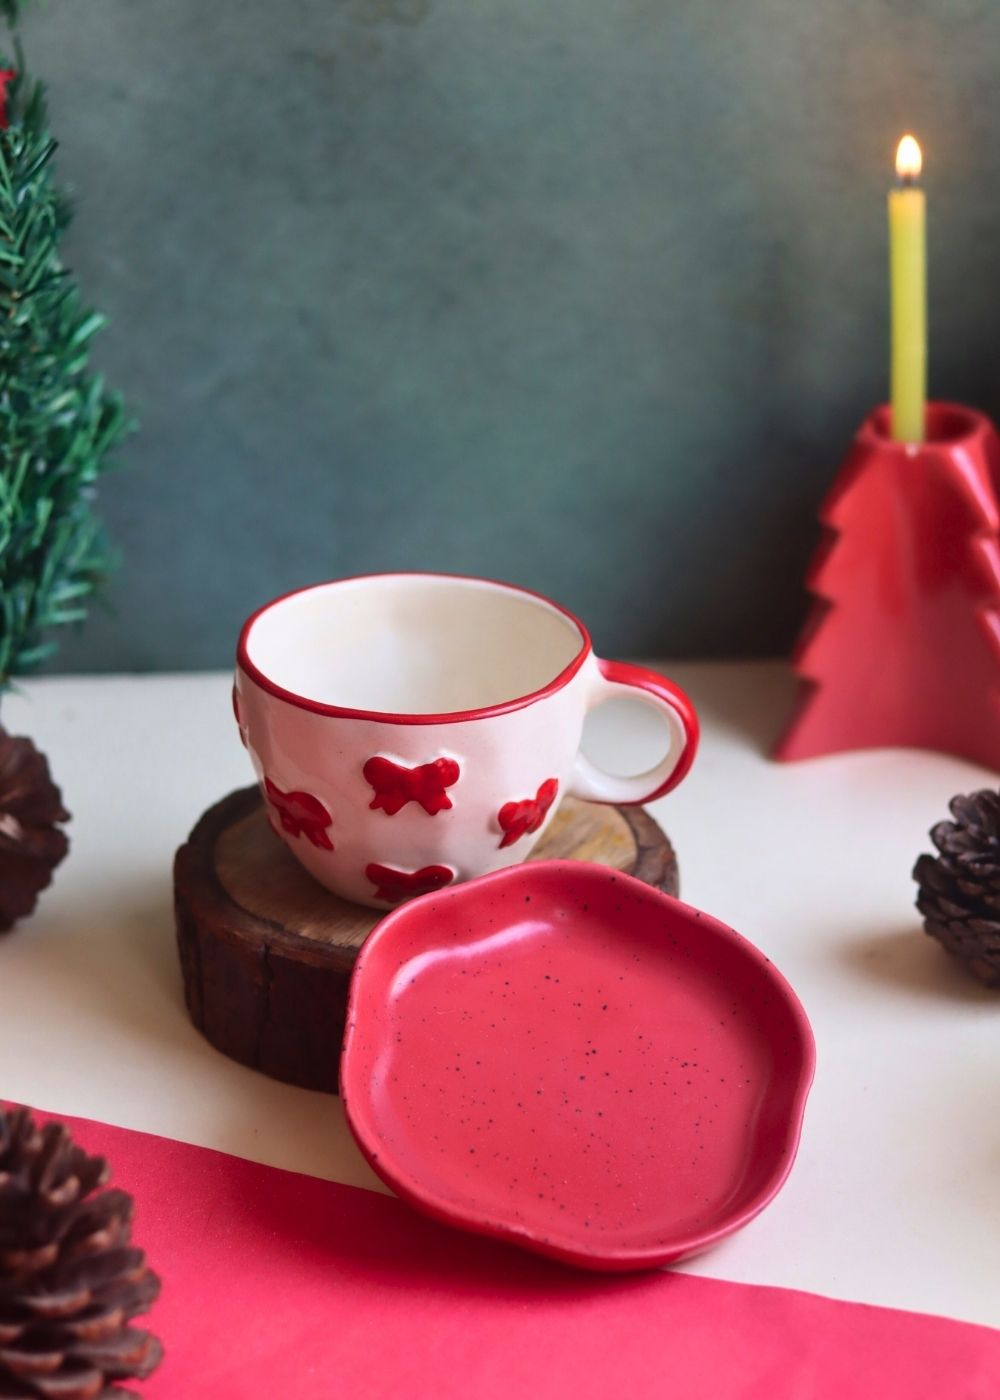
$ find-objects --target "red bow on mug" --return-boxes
[365,862,454,903]
[497,778,559,849]
[265,779,334,851]
[364,756,460,816]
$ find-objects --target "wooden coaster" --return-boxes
[174,787,679,1094]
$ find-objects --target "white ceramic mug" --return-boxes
[234,573,698,907]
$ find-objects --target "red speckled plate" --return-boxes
[341,861,815,1271]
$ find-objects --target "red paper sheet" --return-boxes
[41,1113,1000,1399]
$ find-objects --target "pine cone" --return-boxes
[913,789,1000,987]
[0,1105,162,1399]
[0,730,69,933]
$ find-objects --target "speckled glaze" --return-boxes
[341,861,816,1272]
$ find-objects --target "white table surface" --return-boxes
[0,665,996,1329]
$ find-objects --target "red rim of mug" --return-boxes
[236,571,594,725]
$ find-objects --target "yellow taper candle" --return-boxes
[888,134,926,442]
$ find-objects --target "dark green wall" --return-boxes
[27,0,1000,668]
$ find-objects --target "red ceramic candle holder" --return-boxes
[776,401,1000,770]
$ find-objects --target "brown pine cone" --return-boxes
[0,730,70,933]
[0,1104,162,1400]
[913,789,1000,987]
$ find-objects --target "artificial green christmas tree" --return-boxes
[0,0,129,927]
[0,21,127,683]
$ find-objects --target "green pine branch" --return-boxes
[0,34,129,686]
[0,3,29,30]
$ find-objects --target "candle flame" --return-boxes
[895,134,922,181]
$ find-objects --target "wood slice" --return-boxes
[174,787,679,1094]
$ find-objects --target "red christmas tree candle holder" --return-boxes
[776,401,1000,770]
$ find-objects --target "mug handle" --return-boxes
[568,659,699,806]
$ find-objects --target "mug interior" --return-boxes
[241,575,587,716]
